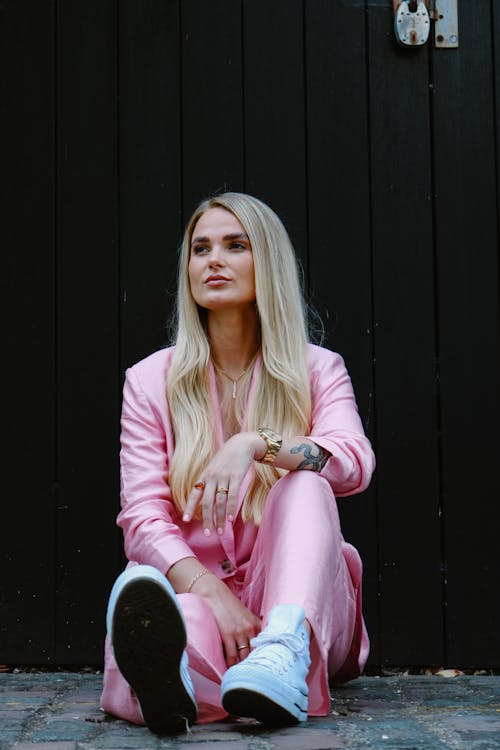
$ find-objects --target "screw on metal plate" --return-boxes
[394,1,430,47]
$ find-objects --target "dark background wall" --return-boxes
[2,0,499,670]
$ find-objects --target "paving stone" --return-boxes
[347,717,449,749]
[0,692,55,709]
[0,711,32,722]
[0,732,24,749]
[29,721,97,742]
[83,733,160,749]
[176,729,245,741]
[258,728,345,749]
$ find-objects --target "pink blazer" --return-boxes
[117,343,375,586]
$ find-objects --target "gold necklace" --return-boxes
[212,356,256,399]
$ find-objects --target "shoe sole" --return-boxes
[112,577,196,734]
[222,685,306,724]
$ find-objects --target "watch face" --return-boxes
[262,428,281,444]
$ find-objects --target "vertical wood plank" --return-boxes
[495,0,500,239]
[432,0,500,667]
[1,0,56,663]
[119,1,182,370]
[305,0,379,663]
[181,0,244,215]
[367,1,443,665]
[56,0,119,663]
[243,0,308,266]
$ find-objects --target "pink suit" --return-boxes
[101,343,376,723]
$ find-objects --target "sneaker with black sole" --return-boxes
[221,604,310,724]
[107,565,197,734]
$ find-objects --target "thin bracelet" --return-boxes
[187,567,210,593]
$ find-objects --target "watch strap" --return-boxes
[257,427,282,464]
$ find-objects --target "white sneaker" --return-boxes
[221,604,310,723]
[107,565,197,734]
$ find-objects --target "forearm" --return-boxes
[167,556,214,594]
[169,554,262,667]
[250,432,330,472]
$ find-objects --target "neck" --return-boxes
[207,306,260,375]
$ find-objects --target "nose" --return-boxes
[208,245,225,267]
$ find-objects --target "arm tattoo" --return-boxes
[290,442,330,472]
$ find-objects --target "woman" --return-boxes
[101,192,375,734]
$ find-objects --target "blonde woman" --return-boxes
[101,192,375,734]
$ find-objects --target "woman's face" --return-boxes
[188,207,256,313]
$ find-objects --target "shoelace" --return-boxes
[248,632,305,672]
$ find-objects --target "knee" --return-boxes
[264,470,338,521]
[259,471,343,548]
[271,470,334,501]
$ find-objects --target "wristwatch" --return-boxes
[257,427,282,464]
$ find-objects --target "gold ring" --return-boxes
[237,644,249,651]
[194,481,205,491]
[216,487,229,494]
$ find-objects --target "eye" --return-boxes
[192,244,209,255]
[229,241,248,250]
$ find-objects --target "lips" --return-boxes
[205,275,230,284]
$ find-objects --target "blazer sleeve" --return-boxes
[307,348,375,496]
[116,366,196,573]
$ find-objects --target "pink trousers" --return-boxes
[100,471,368,724]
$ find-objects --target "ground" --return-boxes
[1,672,499,749]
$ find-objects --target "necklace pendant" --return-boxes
[232,380,237,399]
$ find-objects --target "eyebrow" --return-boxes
[191,232,250,246]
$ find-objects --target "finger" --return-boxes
[248,617,262,647]
[201,480,217,535]
[226,482,239,523]
[225,463,248,523]
[215,481,230,533]
[236,643,250,661]
[183,481,205,522]
[223,636,239,668]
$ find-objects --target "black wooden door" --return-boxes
[2,0,499,669]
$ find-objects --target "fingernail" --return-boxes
[227,514,234,523]
[217,527,223,536]
[203,528,211,537]
[183,514,190,522]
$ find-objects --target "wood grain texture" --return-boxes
[305,0,379,663]
[1,0,56,663]
[367,1,443,665]
[55,0,120,663]
[432,0,500,667]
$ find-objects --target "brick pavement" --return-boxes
[0,672,499,749]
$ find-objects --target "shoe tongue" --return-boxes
[265,604,306,635]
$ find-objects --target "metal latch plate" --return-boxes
[434,0,459,48]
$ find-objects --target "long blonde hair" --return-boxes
[167,192,311,524]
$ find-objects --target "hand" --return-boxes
[183,432,263,534]
[191,572,262,666]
